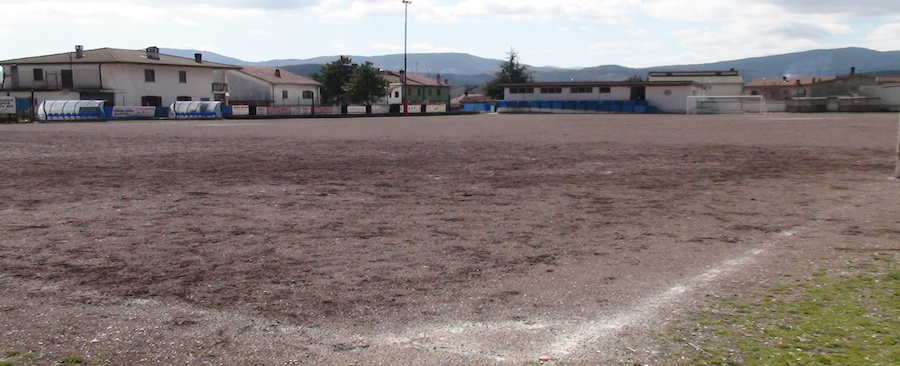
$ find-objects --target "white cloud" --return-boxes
[170,4,268,21]
[155,0,320,10]
[4,1,166,26]
[865,23,900,50]
[866,23,900,41]
[316,0,404,23]
[764,0,900,16]
[172,17,200,27]
[642,0,753,22]
[413,0,640,24]
[629,28,649,36]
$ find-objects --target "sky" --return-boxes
[2,0,899,68]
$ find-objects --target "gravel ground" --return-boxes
[1,113,898,365]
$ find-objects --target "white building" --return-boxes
[860,77,900,112]
[0,46,239,107]
[648,70,744,96]
[501,81,706,114]
[226,66,321,107]
[380,71,451,106]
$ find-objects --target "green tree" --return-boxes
[311,56,356,105]
[485,49,534,100]
[625,74,644,82]
[347,62,389,105]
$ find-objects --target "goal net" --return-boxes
[686,95,766,114]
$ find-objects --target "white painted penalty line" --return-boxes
[544,231,795,356]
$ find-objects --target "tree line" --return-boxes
[312,56,389,106]
[311,49,540,105]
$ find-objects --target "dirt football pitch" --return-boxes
[1,113,898,365]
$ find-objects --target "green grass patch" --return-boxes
[666,256,898,365]
[58,355,84,364]
[2,349,40,366]
[2,350,20,358]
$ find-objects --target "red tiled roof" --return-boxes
[238,66,320,85]
[876,76,900,84]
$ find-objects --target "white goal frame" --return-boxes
[686,95,767,114]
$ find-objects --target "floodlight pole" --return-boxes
[402,0,411,115]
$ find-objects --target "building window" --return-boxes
[60,69,73,88]
[571,87,593,93]
[437,89,441,96]
[179,71,187,83]
[141,96,162,107]
[417,88,422,96]
[33,69,44,81]
[394,91,400,98]
[176,96,192,101]
[750,90,759,95]
[509,88,534,94]
[599,87,611,93]
[282,90,289,99]
[428,89,433,96]
[145,69,155,82]
[303,90,314,99]
[540,87,562,94]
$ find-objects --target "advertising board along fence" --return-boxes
[0,97,15,114]
[110,106,157,119]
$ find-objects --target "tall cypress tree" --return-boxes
[485,49,533,100]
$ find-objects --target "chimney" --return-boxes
[75,45,84,59]
[275,69,281,78]
[850,67,856,75]
[436,73,441,83]
[146,46,160,60]
[194,53,202,63]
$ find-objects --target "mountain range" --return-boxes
[162,47,900,86]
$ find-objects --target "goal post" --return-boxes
[686,95,766,114]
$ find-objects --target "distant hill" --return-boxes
[162,47,900,85]
[161,48,248,66]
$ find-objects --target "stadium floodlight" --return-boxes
[402,0,411,116]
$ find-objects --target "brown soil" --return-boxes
[1,113,898,365]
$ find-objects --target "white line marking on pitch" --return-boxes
[545,246,769,356]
